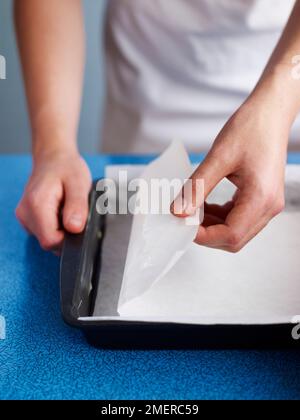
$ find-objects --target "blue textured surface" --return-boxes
[1,154,300,400]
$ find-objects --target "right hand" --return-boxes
[16,150,92,254]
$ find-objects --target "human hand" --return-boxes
[16,150,91,254]
[172,96,289,252]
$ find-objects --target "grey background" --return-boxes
[0,0,107,154]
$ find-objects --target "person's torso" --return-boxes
[103,0,298,154]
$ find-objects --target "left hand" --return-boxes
[172,95,289,252]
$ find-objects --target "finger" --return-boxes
[233,215,270,250]
[16,198,64,251]
[63,179,91,233]
[195,224,233,249]
[215,217,270,252]
[15,205,33,235]
[195,192,261,251]
[202,213,224,228]
[195,218,269,252]
[30,202,65,252]
[171,152,233,217]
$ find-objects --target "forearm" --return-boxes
[250,0,300,131]
[14,0,85,159]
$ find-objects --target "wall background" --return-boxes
[0,0,107,154]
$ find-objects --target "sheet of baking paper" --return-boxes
[117,141,201,309]
[93,165,300,325]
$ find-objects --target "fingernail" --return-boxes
[68,214,83,227]
[171,196,188,215]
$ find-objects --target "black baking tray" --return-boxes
[60,181,300,349]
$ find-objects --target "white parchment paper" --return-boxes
[92,151,300,325]
[118,141,200,309]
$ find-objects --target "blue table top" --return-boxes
[1,153,300,401]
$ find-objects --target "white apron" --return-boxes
[102,0,299,153]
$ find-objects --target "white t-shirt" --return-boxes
[102,0,299,154]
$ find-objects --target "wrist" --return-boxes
[32,137,79,165]
[30,106,80,162]
[249,63,300,129]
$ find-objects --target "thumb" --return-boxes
[63,179,90,233]
[171,153,229,217]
